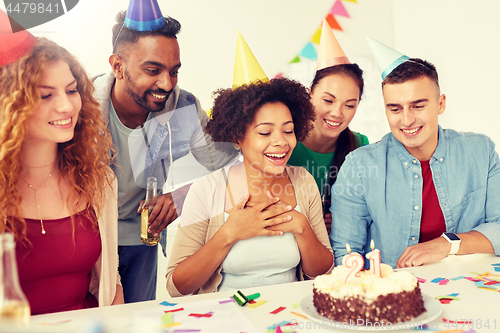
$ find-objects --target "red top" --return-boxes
[16,208,101,315]
[419,160,446,243]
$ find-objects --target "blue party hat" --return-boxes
[125,0,166,32]
[366,36,409,80]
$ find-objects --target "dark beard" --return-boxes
[124,70,172,112]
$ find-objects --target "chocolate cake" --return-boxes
[313,264,425,324]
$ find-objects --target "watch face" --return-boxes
[444,233,460,241]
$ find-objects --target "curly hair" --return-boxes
[112,10,181,55]
[206,78,314,148]
[0,38,115,243]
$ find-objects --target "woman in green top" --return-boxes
[288,22,369,233]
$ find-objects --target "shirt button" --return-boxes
[440,158,444,162]
[414,175,419,179]
[414,205,419,210]
[412,160,417,164]
[404,162,408,166]
[412,237,416,241]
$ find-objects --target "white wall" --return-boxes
[392,0,500,145]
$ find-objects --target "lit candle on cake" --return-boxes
[342,243,364,283]
[366,239,382,277]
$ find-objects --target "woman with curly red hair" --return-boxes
[0,37,123,314]
[166,78,334,296]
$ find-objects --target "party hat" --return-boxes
[366,36,409,80]
[125,0,166,32]
[317,19,350,70]
[0,9,37,66]
[232,31,269,89]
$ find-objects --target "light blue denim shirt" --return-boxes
[330,126,500,268]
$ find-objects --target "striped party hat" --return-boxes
[366,36,410,80]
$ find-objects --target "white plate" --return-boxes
[299,293,442,331]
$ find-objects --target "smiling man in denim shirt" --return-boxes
[93,5,238,303]
[330,40,500,269]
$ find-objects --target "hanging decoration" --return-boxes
[284,0,355,68]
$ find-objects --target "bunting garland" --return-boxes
[287,0,355,65]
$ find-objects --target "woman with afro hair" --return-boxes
[166,78,334,296]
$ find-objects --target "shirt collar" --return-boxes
[390,125,445,168]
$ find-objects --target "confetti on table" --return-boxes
[267,321,290,330]
[438,298,452,304]
[172,330,201,333]
[160,301,178,306]
[442,318,472,324]
[290,311,307,319]
[485,280,500,285]
[219,298,236,304]
[417,276,426,283]
[159,322,181,328]
[475,281,498,290]
[161,312,173,325]
[431,277,446,283]
[248,300,267,308]
[465,277,480,282]
[37,319,72,327]
[292,302,299,309]
[438,279,450,285]
[491,263,500,266]
[494,267,500,272]
[164,307,184,313]
[450,276,465,281]
[436,295,460,300]
[270,306,286,314]
[189,313,213,318]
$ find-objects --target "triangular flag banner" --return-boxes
[311,27,322,44]
[290,55,301,64]
[330,0,350,18]
[273,72,283,79]
[299,42,317,60]
[233,31,269,88]
[325,14,342,31]
[366,36,410,79]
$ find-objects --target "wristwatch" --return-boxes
[441,232,461,255]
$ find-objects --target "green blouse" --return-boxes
[288,132,369,195]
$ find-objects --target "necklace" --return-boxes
[22,160,57,169]
[19,164,57,234]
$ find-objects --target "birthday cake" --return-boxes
[313,264,425,324]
